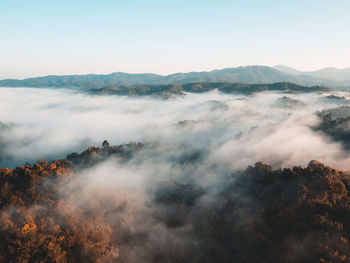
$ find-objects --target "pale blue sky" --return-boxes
[1,0,349,79]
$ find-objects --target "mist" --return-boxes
[1,87,350,169]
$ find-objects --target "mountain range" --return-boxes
[1,65,350,90]
[274,65,350,83]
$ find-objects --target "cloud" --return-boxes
[1,88,350,169]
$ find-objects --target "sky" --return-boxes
[1,0,350,79]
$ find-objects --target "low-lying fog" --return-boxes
[1,87,350,169]
[4,87,350,262]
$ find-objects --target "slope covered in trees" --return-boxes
[91,82,330,97]
[1,142,350,262]
[316,106,350,150]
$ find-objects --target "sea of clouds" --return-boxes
[0,87,350,169]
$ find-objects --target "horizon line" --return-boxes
[2,64,350,81]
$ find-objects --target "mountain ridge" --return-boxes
[0,65,343,89]
[274,65,350,84]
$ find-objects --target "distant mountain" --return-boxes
[308,68,350,82]
[0,73,163,90]
[164,66,291,83]
[273,65,302,75]
[274,65,350,86]
[0,65,339,90]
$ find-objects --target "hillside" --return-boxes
[274,65,350,87]
[1,142,350,262]
[91,82,330,97]
[0,66,337,90]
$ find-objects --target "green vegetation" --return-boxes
[0,66,337,90]
[90,82,330,97]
